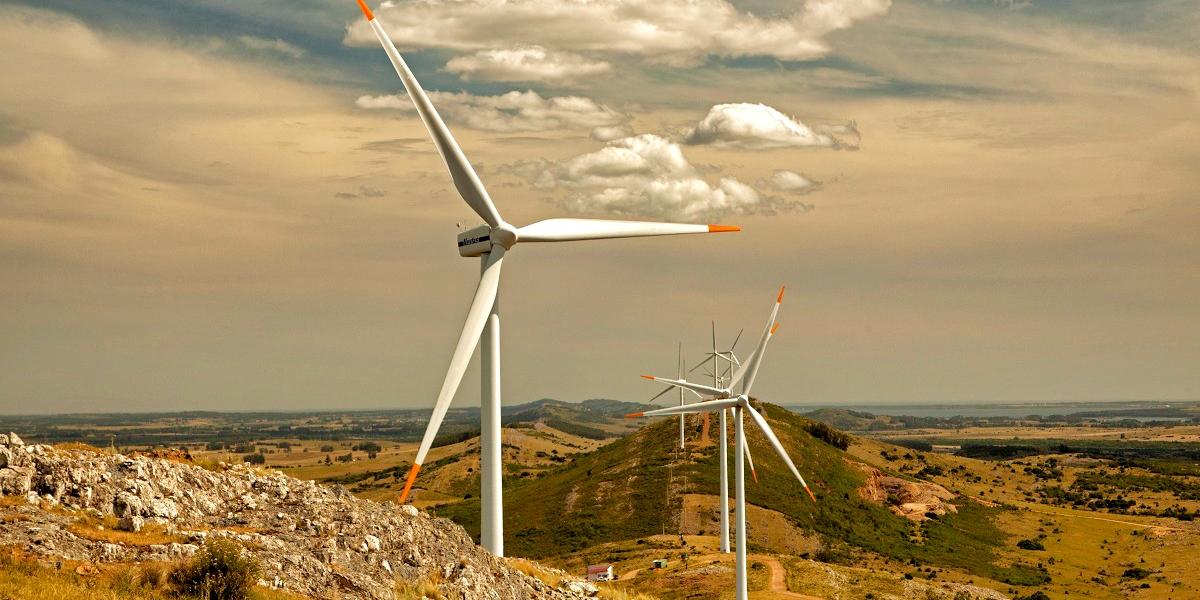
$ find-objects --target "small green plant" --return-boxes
[1016,539,1045,551]
[169,539,261,600]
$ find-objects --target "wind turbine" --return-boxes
[630,288,815,600]
[645,344,695,450]
[352,0,739,557]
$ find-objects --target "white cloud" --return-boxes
[355,90,627,133]
[590,124,636,142]
[764,170,819,193]
[235,35,306,59]
[345,0,891,65]
[445,46,611,82]
[683,103,859,149]
[514,134,810,220]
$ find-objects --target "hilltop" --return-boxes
[0,433,601,599]
[437,402,1048,593]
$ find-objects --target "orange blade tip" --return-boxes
[397,463,421,504]
[708,224,740,233]
[776,285,786,302]
[355,0,375,21]
[641,375,656,380]
[625,412,645,419]
[770,322,781,335]
[751,468,759,484]
[805,485,817,502]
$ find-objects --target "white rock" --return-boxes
[116,515,144,532]
[7,432,23,447]
[364,534,382,552]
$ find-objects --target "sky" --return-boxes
[0,0,1197,414]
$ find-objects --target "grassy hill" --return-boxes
[438,402,1048,586]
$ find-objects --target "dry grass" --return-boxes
[596,583,660,600]
[54,442,112,454]
[508,557,564,587]
[67,515,184,547]
[395,571,443,600]
[0,550,311,600]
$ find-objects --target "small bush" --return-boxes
[169,539,261,600]
[1121,567,1152,580]
[1016,539,1045,551]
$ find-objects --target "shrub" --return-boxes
[1017,539,1045,551]
[1121,567,1151,580]
[243,453,266,465]
[169,539,261,600]
[803,421,851,450]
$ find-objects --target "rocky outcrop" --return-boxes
[856,463,957,521]
[0,434,597,599]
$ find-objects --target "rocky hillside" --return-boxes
[0,433,598,599]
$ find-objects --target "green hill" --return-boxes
[437,402,1048,586]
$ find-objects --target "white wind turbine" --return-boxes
[352,0,740,557]
[644,343,700,450]
[629,288,815,600]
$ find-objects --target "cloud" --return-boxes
[234,35,306,59]
[510,134,810,220]
[345,0,891,65]
[683,103,859,150]
[333,185,388,199]
[444,46,611,83]
[355,90,628,133]
[764,170,819,194]
[590,124,636,142]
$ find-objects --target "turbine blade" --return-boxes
[730,286,784,393]
[687,353,717,374]
[627,398,741,418]
[356,2,503,228]
[729,328,744,354]
[742,432,757,484]
[646,385,674,404]
[517,219,738,242]
[742,322,779,396]
[677,344,685,403]
[640,375,725,397]
[398,247,506,503]
[743,402,816,501]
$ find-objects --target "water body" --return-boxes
[786,401,1198,420]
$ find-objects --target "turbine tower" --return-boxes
[632,288,815,600]
[352,0,739,557]
[687,323,743,553]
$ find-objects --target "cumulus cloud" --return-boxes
[445,46,611,82]
[510,134,810,220]
[235,35,306,59]
[345,0,891,65]
[355,90,628,133]
[764,170,819,194]
[683,103,859,150]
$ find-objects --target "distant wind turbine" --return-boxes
[352,0,739,557]
[631,288,815,600]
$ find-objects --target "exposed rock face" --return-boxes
[856,463,957,521]
[0,434,596,599]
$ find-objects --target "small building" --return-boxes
[586,564,614,582]
[652,559,668,569]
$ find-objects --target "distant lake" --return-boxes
[785,402,1196,421]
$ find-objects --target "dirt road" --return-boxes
[751,555,824,600]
